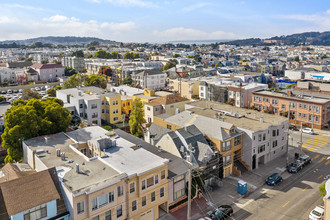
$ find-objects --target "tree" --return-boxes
[71,50,84,57]
[47,88,56,97]
[319,183,326,197]
[122,77,133,85]
[88,54,93,58]
[41,59,49,64]
[173,54,181,58]
[1,98,71,163]
[94,49,108,58]
[22,89,42,100]
[98,66,112,78]
[65,67,77,76]
[88,46,96,51]
[63,73,87,89]
[162,60,177,71]
[25,57,33,62]
[294,56,300,62]
[0,96,6,102]
[81,68,87,73]
[84,74,106,89]
[129,99,144,137]
[103,125,112,131]
[123,52,133,59]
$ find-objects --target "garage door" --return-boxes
[140,209,154,220]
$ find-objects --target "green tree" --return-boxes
[94,49,108,58]
[173,54,181,58]
[122,77,132,85]
[103,125,112,131]
[71,50,84,57]
[41,59,49,64]
[81,68,87,73]
[2,98,71,163]
[84,74,106,89]
[123,52,133,59]
[98,66,112,78]
[47,88,56,97]
[0,96,6,102]
[129,99,145,137]
[65,67,77,76]
[294,56,300,62]
[162,61,177,71]
[25,57,33,62]
[88,46,96,51]
[319,183,326,197]
[63,73,87,89]
[22,89,42,100]
[88,54,93,58]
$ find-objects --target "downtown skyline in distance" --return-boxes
[0,0,329,43]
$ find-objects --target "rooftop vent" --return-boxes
[260,116,264,123]
[76,164,79,173]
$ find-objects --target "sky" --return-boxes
[0,0,329,43]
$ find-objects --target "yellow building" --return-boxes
[169,79,200,99]
[121,95,133,117]
[100,93,123,124]
[132,89,172,105]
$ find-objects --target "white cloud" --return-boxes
[0,3,47,11]
[153,27,239,41]
[182,2,212,12]
[278,10,330,31]
[43,15,69,22]
[0,16,16,24]
[89,0,157,7]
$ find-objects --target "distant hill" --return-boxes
[225,31,330,46]
[0,36,118,46]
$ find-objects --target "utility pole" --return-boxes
[286,109,290,167]
[187,144,193,220]
[300,121,303,154]
[312,104,314,130]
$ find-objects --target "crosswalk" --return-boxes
[301,136,330,152]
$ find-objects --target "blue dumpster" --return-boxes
[237,180,247,195]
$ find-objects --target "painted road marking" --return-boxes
[325,160,330,165]
[302,186,308,191]
[312,155,320,161]
[282,201,290,207]
[318,175,323,180]
[318,156,327,163]
[302,145,318,151]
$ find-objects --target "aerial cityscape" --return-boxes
[0,1,329,220]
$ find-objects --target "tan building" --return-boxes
[251,89,330,129]
[23,126,169,220]
[169,78,200,100]
[144,94,189,123]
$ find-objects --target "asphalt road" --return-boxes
[232,150,330,220]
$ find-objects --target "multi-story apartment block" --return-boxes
[227,83,268,107]
[23,126,170,220]
[251,89,330,129]
[30,63,65,82]
[169,78,200,100]
[62,56,85,72]
[131,70,166,90]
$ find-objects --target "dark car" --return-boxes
[289,124,299,131]
[287,161,303,173]
[299,155,311,166]
[207,205,233,220]
[266,173,282,186]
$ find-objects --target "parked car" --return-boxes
[13,89,18,93]
[7,89,12,94]
[266,173,282,186]
[289,124,299,131]
[1,90,6,94]
[299,155,311,166]
[35,87,40,91]
[301,128,314,134]
[207,205,233,220]
[309,206,324,220]
[287,161,303,173]
[18,89,23,93]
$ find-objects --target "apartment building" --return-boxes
[62,56,85,72]
[153,110,243,178]
[227,83,268,107]
[30,63,65,82]
[131,69,166,90]
[0,167,69,220]
[187,101,288,170]
[144,94,189,123]
[169,78,200,100]
[56,88,102,126]
[23,126,170,220]
[251,89,330,129]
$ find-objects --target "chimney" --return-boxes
[260,116,264,123]
[56,149,61,157]
[78,91,82,96]
[113,140,117,147]
[76,163,79,173]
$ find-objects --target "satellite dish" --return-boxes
[326,179,330,195]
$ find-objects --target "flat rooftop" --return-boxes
[186,101,288,131]
[24,132,125,195]
[253,90,330,104]
[58,88,100,101]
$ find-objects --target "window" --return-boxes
[130,182,135,193]
[160,187,165,198]
[272,140,278,148]
[116,205,122,218]
[223,155,231,165]
[258,145,265,153]
[263,133,266,141]
[106,109,109,114]
[155,175,159,185]
[277,129,279,136]
[315,106,320,113]
[98,194,108,207]
[80,103,83,108]
[102,109,105,113]
[281,104,286,110]
[113,109,119,114]
[161,170,166,180]
[142,196,147,207]
[77,201,85,214]
[222,141,231,151]
[272,99,278,105]
[147,107,151,111]
[92,216,99,220]
[105,211,111,220]
[299,103,302,108]
[91,104,97,109]
[113,117,119,121]
[92,198,98,211]
[118,185,124,197]
[151,191,156,202]
[174,188,185,200]
[109,191,115,203]
[147,177,154,188]
[142,180,146,190]
[272,130,276,137]
[132,200,137,212]
[92,113,98,118]
[23,204,47,220]
[304,104,307,109]
[102,100,105,105]
[113,100,119,105]
[289,102,296,108]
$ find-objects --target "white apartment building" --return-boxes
[0,67,23,83]
[131,70,166,90]
[62,56,85,72]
